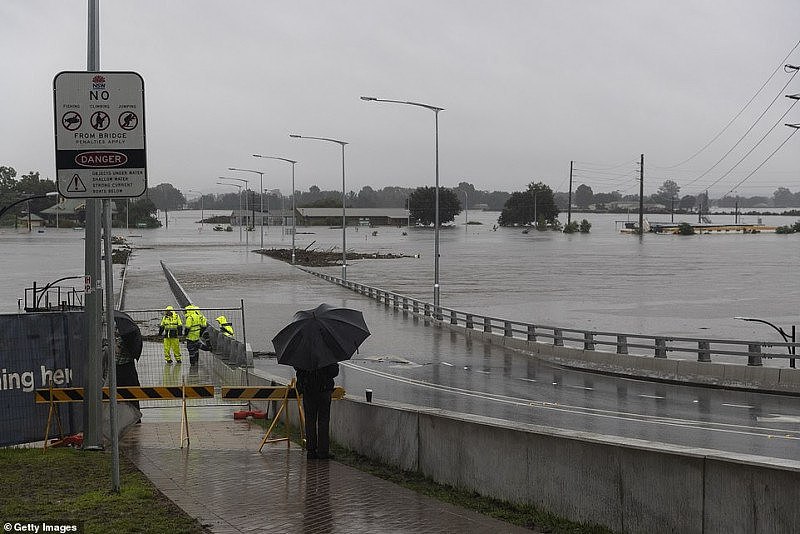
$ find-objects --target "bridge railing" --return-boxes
[302,268,798,367]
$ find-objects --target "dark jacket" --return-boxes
[295,363,339,394]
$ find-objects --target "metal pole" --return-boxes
[568,160,573,225]
[291,163,296,264]
[341,143,347,281]
[639,154,644,235]
[238,186,242,242]
[259,173,263,249]
[83,0,103,451]
[103,199,119,491]
[434,110,440,316]
[463,191,468,229]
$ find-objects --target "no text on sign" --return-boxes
[54,71,147,198]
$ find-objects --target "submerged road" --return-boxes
[123,244,800,463]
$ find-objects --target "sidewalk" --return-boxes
[120,404,534,533]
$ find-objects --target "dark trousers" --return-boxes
[302,389,332,456]
[187,339,200,364]
[116,361,140,410]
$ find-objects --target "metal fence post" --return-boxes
[504,321,513,337]
[424,303,431,317]
[655,337,667,358]
[584,332,594,351]
[527,325,536,342]
[553,328,563,346]
[450,310,457,325]
[616,334,628,354]
[748,343,763,366]
[403,297,408,311]
[466,314,474,329]
[483,317,491,333]
[697,341,711,362]
[413,300,419,314]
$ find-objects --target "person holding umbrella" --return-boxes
[112,310,143,411]
[272,303,370,460]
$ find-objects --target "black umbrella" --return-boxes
[114,310,143,360]
[272,303,370,370]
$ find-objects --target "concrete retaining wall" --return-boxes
[247,367,800,533]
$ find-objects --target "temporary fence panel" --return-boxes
[0,311,85,446]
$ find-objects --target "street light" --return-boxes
[186,189,204,230]
[289,134,348,280]
[218,176,249,246]
[217,181,243,242]
[264,188,284,237]
[229,167,266,249]
[361,96,444,316]
[734,316,796,368]
[252,155,299,264]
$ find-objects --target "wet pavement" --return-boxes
[120,353,534,533]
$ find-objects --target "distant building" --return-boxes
[297,207,409,227]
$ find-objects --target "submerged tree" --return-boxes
[409,186,461,226]
[498,182,559,227]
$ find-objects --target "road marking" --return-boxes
[757,415,800,423]
[440,362,454,367]
[518,378,537,382]
[343,362,800,441]
[568,385,594,391]
[722,403,754,409]
[639,394,665,399]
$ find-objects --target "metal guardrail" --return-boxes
[300,268,799,367]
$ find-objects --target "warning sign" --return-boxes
[54,71,147,198]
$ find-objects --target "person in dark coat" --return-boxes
[114,320,142,410]
[295,363,339,460]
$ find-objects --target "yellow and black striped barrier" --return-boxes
[35,385,215,403]
[221,386,346,401]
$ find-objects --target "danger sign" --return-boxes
[54,71,147,198]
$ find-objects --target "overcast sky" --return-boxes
[2,1,799,199]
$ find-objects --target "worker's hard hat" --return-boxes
[216,315,227,323]
[165,305,174,311]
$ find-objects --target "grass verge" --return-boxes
[255,418,614,534]
[0,447,209,534]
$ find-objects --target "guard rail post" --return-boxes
[527,325,536,342]
[450,310,457,325]
[483,317,491,333]
[584,331,595,351]
[402,297,408,311]
[655,337,667,358]
[504,321,513,337]
[553,328,564,346]
[697,341,711,362]
[424,303,431,317]
[616,334,628,354]
[748,343,763,366]
[466,314,474,329]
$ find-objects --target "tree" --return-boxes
[408,186,461,226]
[579,219,592,233]
[148,183,185,211]
[127,197,161,228]
[653,180,680,206]
[773,187,794,208]
[355,186,378,208]
[498,182,559,227]
[574,184,593,209]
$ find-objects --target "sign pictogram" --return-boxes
[61,111,82,131]
[118,111,138,130]
[90,111,110,131]
[66,174,87,193]
[54,71,147,198]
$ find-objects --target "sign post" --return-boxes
[54,71,147,198]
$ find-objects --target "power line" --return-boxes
[724,128,800,196]
[681,68,799,190]
[660,40,800,169]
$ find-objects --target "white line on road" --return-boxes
[639,394,665,399]
[722,403,754,409]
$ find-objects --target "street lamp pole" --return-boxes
[289,135,348,280]
[217,179,245,243]
[187,189,204,230]
[253,155,299,264]
[361,96,444,315]
[229,168,265,249]
[734,316,796,368]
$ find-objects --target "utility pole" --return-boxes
[567,160,573,225]
[671,197,675,223]
[735,199,739,224]
[638,154,644,235]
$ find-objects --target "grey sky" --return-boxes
[2,1,799,199]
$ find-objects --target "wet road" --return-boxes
[121,242,800,463]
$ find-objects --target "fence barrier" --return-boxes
[299,268,799,368]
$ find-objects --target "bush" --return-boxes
[677,222,695,235]
[792,221,800,232]
[579,219,592,233]
[563,221,579,234]
[775,226,795,234]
